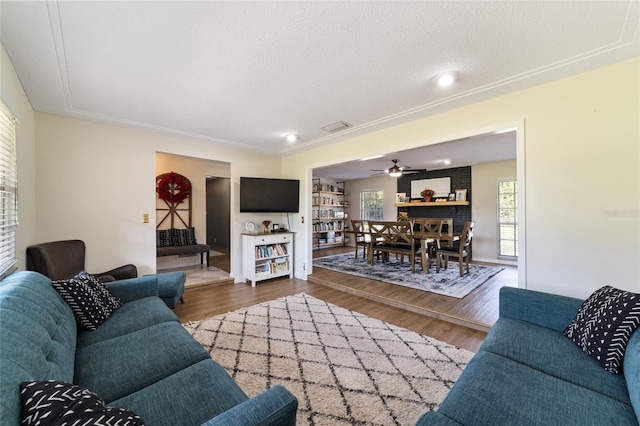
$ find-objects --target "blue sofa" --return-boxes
[0,271,298,426]
[417,287,640,425]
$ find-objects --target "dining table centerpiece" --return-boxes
[420,188,435,202]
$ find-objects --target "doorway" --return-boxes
[206,177,230,253]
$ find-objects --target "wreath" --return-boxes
[156,172,191,205]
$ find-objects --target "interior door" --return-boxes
[206,177,230,252]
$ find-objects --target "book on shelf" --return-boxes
[255,243,288,259]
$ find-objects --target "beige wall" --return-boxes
[155,152,230,269]
[284,57,640,298]
[1,45,37,270]
[34,113,283,279]
[471,160,517,264]
[344,175,400,229]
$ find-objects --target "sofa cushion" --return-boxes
[624,330,640,421]
[564,285,640,374]
[20,380,145,426]
[0,272,78,426]
[74,321,210,402]
[437,351,638,426]
[52,271,123,330]
[111,359,249,425]
[76,297,180,349]
[481,318,631,405]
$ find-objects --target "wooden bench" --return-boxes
[156,244,211,267]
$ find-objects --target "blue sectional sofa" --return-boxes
[0,271,298,426]
[416,286,640,425]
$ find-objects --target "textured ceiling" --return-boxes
[1,1,638,156]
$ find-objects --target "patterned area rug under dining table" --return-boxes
[185,293,474,426]
[313,253,505,299]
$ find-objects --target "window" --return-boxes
[360,190,383,220]
[0,101,18,278]
[497,179,517,259]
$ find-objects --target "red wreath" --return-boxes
[156,172,191,205]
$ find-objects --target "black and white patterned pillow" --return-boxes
[156,229,173,247]
[51,271,123,330]
[171,227,197,246]
[20,380,145,425]
[564,285,640,374]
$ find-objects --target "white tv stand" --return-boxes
[242,232,294,286]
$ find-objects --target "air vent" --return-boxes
[321,120,353,133]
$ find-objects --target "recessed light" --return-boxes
[443,159,451,165]
[436,72,459,87]
[285,134,299,142]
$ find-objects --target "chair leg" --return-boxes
[459,259,464,277]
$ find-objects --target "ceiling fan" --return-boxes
[371,159,427,177]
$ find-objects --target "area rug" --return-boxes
[313,253,504,299]
[185,293,474,426]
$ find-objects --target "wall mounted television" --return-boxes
[240,177,300,213]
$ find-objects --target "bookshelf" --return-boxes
[242,232,293,286]
[312,178,348,250]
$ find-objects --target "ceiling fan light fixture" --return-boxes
[388,166,402,177]
[436,71,459,87]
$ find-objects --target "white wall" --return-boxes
[471,160,517,264]
[34,113,283,279]
[284,57,640,299]
[155,152,230,269]
[1,45,37,270]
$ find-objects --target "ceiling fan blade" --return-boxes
[402,169,427,174]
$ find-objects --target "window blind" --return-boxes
[0,101,18,278]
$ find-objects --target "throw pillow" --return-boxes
[156,229,173,247]
[20,380,145,425]
[564,285,640,374]
[51,271,123,330]
[171,227,197,246]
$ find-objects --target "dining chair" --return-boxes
[367,221,424,273]
[436,221,475,277]
[350,219,371,260]
[418,219,444,272]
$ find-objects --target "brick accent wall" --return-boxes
[396,166,471,234]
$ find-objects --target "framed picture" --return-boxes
[448,193,456,201]
[455,189,467,201]
[396,193,407,203]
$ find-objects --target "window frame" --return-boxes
[0,101,18,279]
[497,178,517,260]
[360,189,384,221]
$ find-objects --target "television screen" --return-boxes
[240,177,300,213]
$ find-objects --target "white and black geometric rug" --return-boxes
[185,293,474,426]
[313,253,504,299]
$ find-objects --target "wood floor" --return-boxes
[309,246,517,332]
[172,246,515,352]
